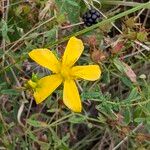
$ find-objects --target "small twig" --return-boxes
[0,147,6,150]
[112,123,143,150]
[143,10,150,26]
[98,130,107,150]
[38,0,54,20]
[60,22,84,29]
[101,1,144,7]
[54,9,59,53]
[17,102,25,127]
[25,98,33,121]
[135,41,150,51]
[75,80,83,92]
[134,8,145,20]
[122,48,145,59]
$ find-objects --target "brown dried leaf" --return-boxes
[122,62,137,83]
[39,0,55,20]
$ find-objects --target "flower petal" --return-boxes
[63,80,82,112]
[34,74,62,104]
[29,49,60,73]
[62,37,84,67]
[71,65,101,81]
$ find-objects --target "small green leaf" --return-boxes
[124,107,131,125]
[25,33,39,39]
[127,88,139,101]
[0,89,20,95]
[28,132,37,141]
[113,58,125,73]
[66,0,78,7]
[1,20,10,42]
[0,122,3,134]
[81,91,102,99]
[68,115,86,124]
[102,71,110,84]
[55,0,80,23]
[134,118,145,123]
[27,119,47,127]
[121,77,133,88]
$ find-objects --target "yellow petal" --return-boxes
[63,80,82,112]
[29,49,60,73]
[34,74,62,104]
[71,65,101,81]
[62,37,84,67]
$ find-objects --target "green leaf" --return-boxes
[0,122,3,135]
[113,58,125,73]
[124,88,141,102]
[68,115,86,124]
[56,14,66,24]
[44,27,58,44]
[45,28,57,37]
[102,71,110,84]
[25,33,39,39]
[28,132,37,141]
[1,20,10,42]
[27,119,47,127]
[66,0,78,7]
[0,89,20,95]
[81,86,104,100]
[0,82,7,88]
[0,49,4,57]
[81,91,102,99]
[121,76,133,88]
[124,107,131,125]
[55,0,80,23]
[134,118,145,123]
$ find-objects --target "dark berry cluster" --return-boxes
[82,9,101,26]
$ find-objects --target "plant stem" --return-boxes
[101,1,143,7]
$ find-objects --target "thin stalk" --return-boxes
[101,1,145,7]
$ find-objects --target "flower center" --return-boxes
[60,66,71,80]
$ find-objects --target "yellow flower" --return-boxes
[28,36,101,112]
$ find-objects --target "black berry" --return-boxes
[90,9,96,14]
[82,9,101,27]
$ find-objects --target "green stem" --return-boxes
[101,1,143,7]
[92,98,150,107]
[47,113,73,127]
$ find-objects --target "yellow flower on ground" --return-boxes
[28,36,101,112]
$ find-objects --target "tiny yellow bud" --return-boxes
[27,80,37,89]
